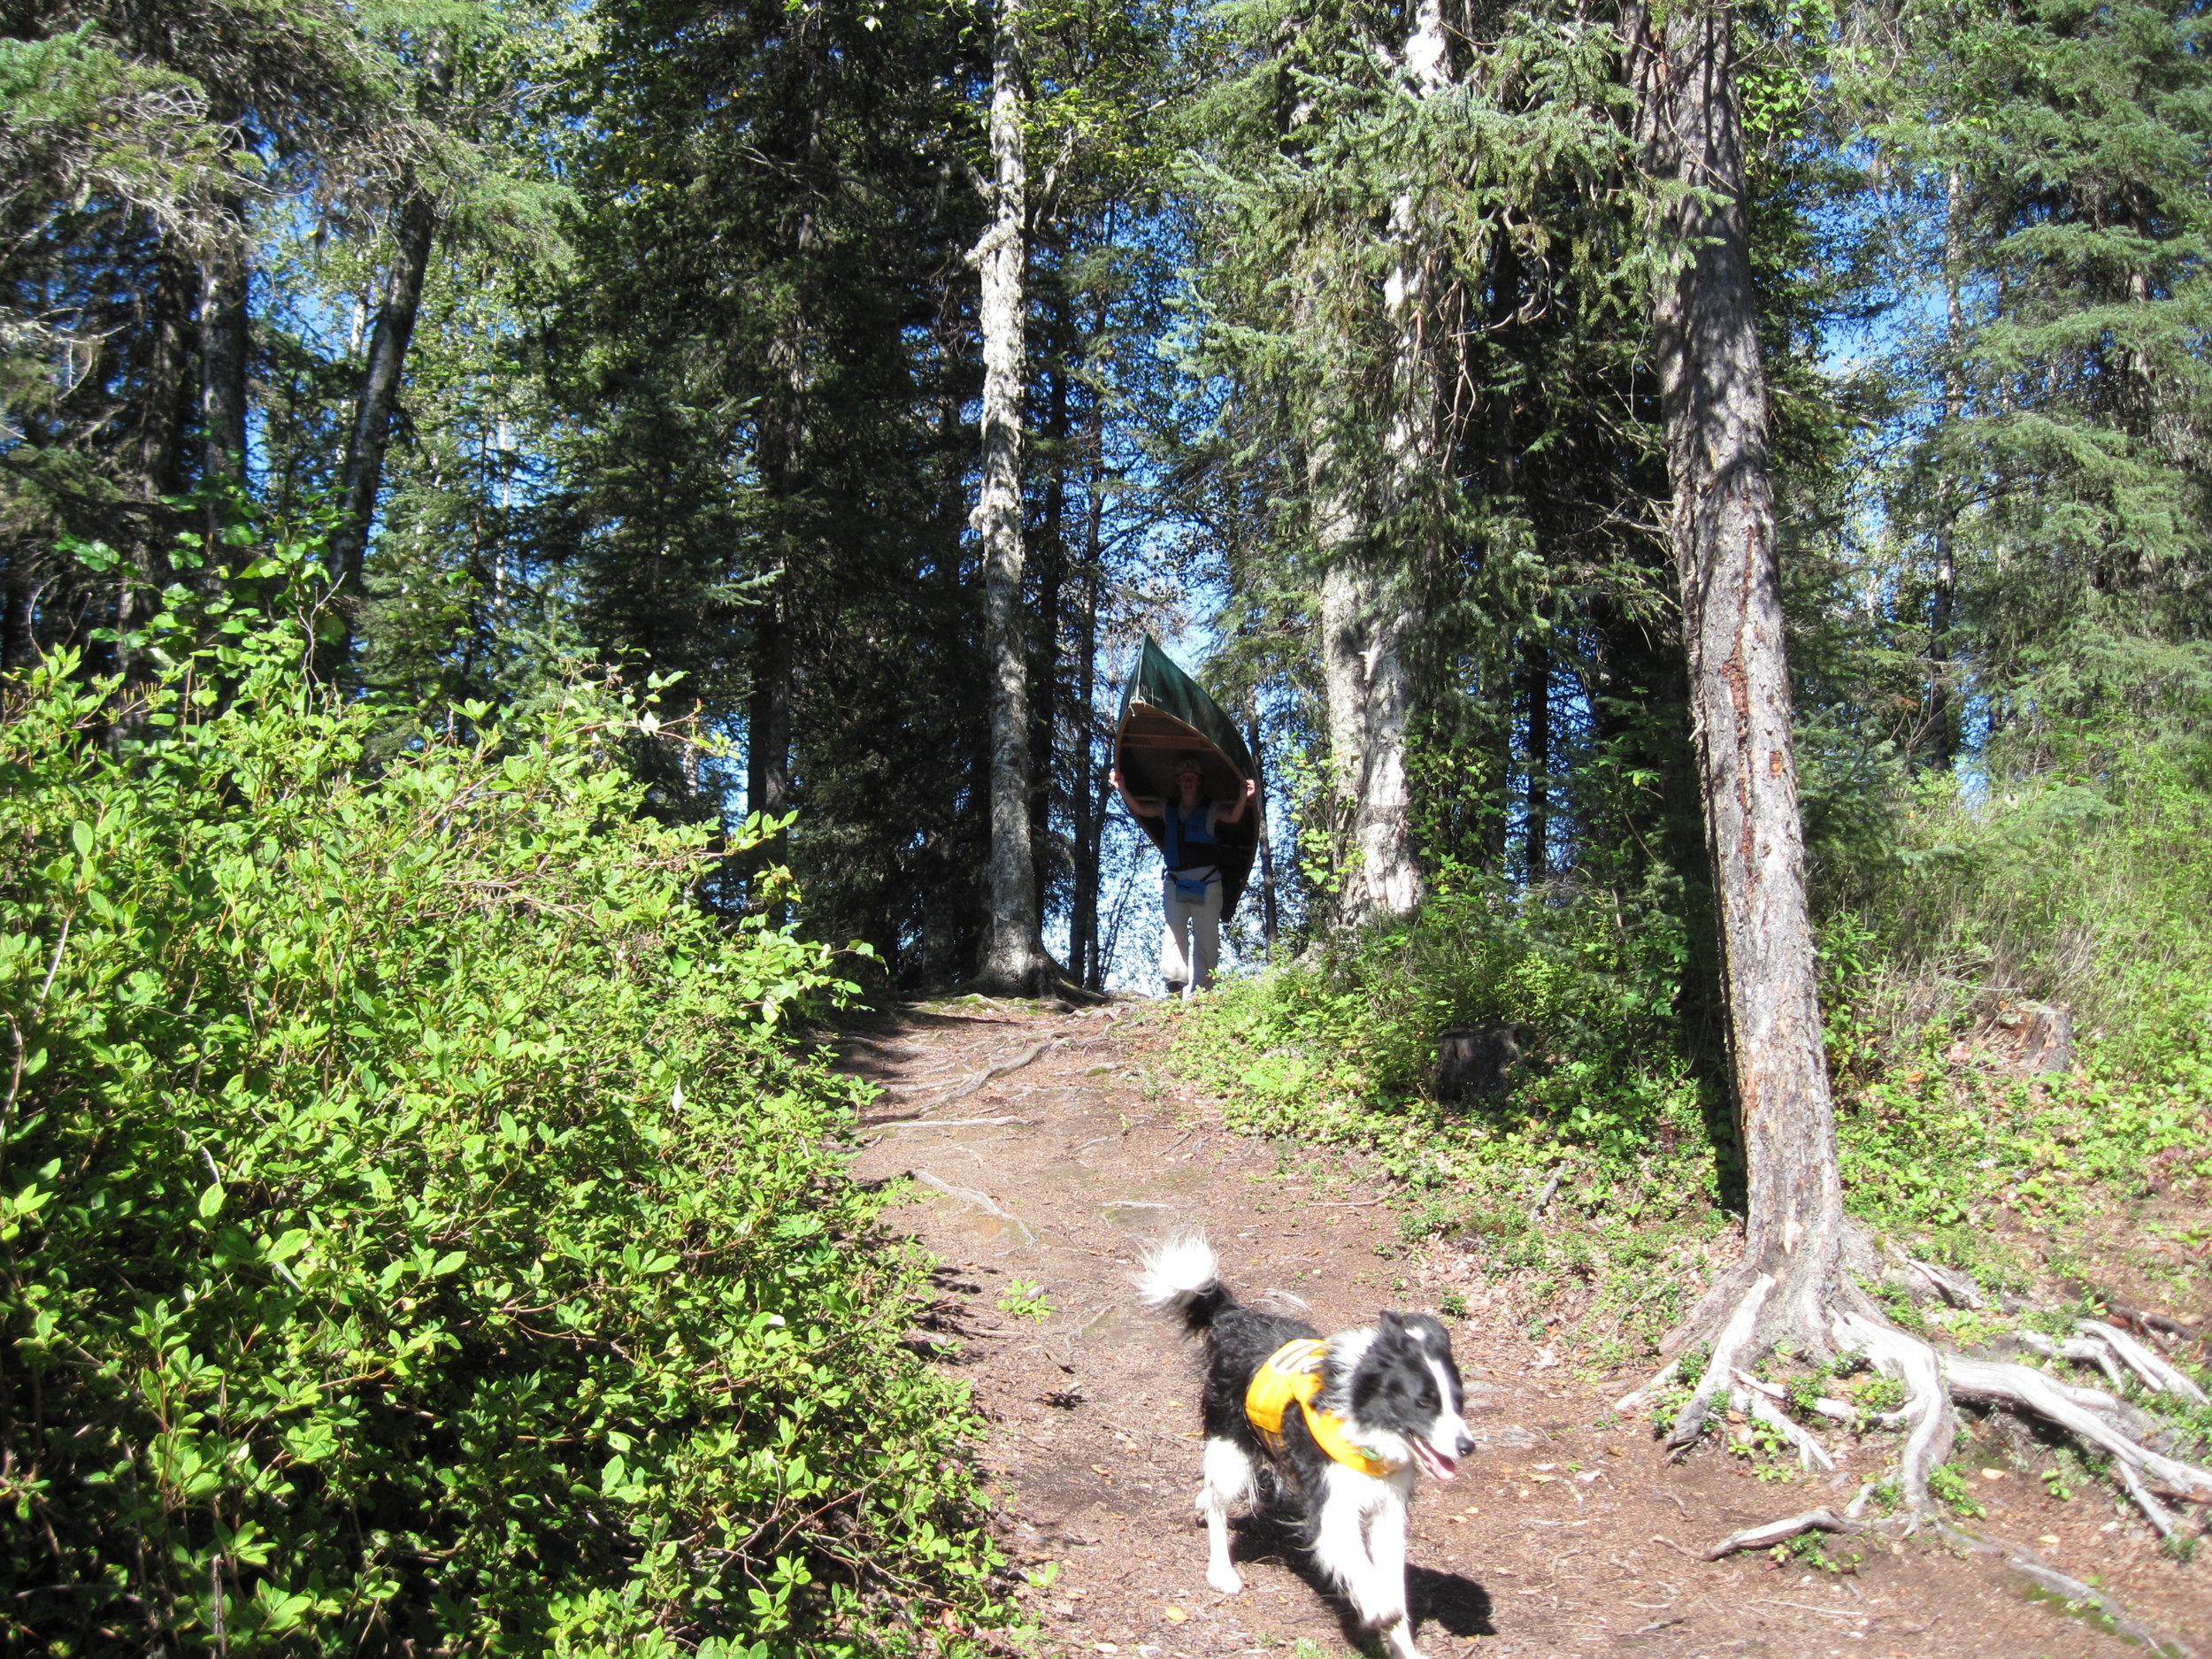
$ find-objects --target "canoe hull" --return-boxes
[1114,638,1263,925]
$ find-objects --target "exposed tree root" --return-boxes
[1933,1524,2199,1659]
[2018,1329,2130,1390]
[1731,1371,1834,1470]
[1701,1508,1863,1560]
[1620,1256,2212,1554]
[2080,1318,2211,1407]
[1831,1310,1955,1523]
[1661,1272,1773,1454]
[1706,1506,2199,1657]
[861,1036,1062,1123]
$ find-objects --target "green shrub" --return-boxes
[1823,728,2212,1079]
[1186,871,1703,1164]
[0,611,999,1651]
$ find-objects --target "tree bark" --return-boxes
[1316,0,1449,926]
[1250,714,1279,949]
[748,48,826,912]
[921,291,973,987]
[197,210,250,540]
[119,255,195,685]
[331,189,438,635]
[1926,165,1963,772]
[1310,0,1451,929]
[1070,362,1106,989]
[1029,289,1070,922]
[1523,631,1549,881]
[136,257,194,504]
[1,557,34,675]
[1624,0,1843,1347]
[972,0,1050,994]
[1321,552,1424,920]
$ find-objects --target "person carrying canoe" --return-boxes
[1111,756,1256,998]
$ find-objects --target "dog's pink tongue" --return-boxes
[1414,1441,1457,1479]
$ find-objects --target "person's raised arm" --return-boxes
[1213,775,1258,827]
[1111,767,1164,819]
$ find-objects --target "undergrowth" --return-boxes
[0,562,1006,1653]
[1175,731,2212,1366]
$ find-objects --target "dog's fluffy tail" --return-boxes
[1134,1232,1236,1335]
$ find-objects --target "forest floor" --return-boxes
[836,998,2209,1659]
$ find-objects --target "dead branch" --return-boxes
[2078,1319,2208,1406]
[1701,1509,1862,1560]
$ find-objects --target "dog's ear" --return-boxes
[1379,1310,1405,1338]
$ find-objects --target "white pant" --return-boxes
[1161,871,1222,995]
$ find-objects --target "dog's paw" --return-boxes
[1206,1563,1244,1595]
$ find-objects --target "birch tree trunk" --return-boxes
[197,212,250,539]
[972,0,1050,993]
[1624,0,1844,1348]
[1315,0,1448,926]
[1320,553,1424,921]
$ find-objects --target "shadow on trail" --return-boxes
[1230,1509,1497,1646]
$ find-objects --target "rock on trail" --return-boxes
[838,1000,2194,1659]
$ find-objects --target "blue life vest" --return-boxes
[1164,802,1219,902]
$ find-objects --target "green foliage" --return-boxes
[996,1279,1054,1323]
[1184,872,1701,1159]
[0,598,1001,1651]
[1179,869,1732,1356]
[1927,1462,1986,1518]
[1824,724,2212,1071]
[1853,1374,1908,1416]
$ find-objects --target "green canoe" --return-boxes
[1115,635,1263,923]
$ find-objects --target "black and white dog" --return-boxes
[1136,1233,1475,1659]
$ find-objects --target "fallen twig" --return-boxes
[1527,1169,1563,1225]
[1701,1509,1862,1560]
[909,1170,1035,1244]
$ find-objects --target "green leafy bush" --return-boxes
[1194,885,1690,1141]
[1185,872,1701,1161]
[0,612,999,1652]
[1823,724,2212,1079]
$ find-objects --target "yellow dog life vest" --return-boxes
[1244,1338,1402,1478]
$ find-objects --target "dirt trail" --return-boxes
[839,1001,2205,1659]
